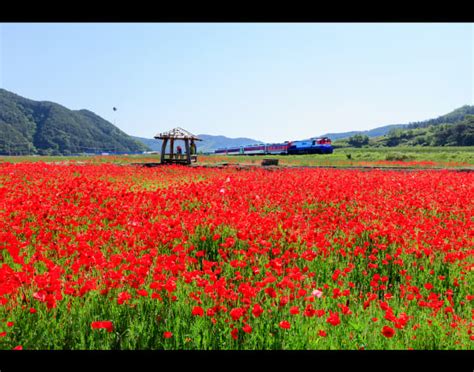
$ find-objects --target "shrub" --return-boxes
[385,152,414,161]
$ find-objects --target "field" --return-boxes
[201,147,474,168]
[1,146,473,168]
[0,158,473,350]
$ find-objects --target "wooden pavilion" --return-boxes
[154,127,202,165]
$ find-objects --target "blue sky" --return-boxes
[0,23,472,143]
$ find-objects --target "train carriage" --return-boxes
[214,146,242,155]
[243,144,266,155]
[266,143,290,155]
[214,137,332,156]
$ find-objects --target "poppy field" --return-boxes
[0,162,473,350]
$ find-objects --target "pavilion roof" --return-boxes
[154,127,202,140]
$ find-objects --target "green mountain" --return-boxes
[0,89,149,155]
[132,134,263,153]
[319,124,406,141]
[320,105,474,141]
[335,106,474,148]
[406,105,474,129]
[378,114,474,147]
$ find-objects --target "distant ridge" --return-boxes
[318,105,474,140]
[0,88,149,155]
[132,134,263,153]
[319,124,406,141]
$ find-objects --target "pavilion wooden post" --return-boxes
[160,138,168,164]
[184,139,190,165]
[170,139,174,160]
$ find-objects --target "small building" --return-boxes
[154,127,202,165]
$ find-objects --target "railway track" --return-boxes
[133,162,474,172]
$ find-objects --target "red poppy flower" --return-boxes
[326,311,341,326]
[230,307,244,321]
[163,331,173,339]
[252,304,264,318]
[117,291,132,305]
[382,326,395,338]
[279,320,291,329]
[192,306,204,316]
[265,287,277,298]
[290,306,299,315]
[242,324,252,334]
[316,309,325,318]
[91,321,114,333]
[231,328,239,340]
[33,291,46,302]
[207,308,216,317]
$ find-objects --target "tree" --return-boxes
[348,134,370,148]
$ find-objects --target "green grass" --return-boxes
[1,147,473,167]
[335,146,474,164]
[203,147,474,167]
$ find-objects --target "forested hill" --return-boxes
[378,113,474,147]
[406,105,474,129]
[319,124,406,141]
[336,106,474,147]
[0,89,149,155]
[320,105,474,141]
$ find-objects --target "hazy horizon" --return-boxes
[1,23,472,143]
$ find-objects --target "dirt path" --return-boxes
[132,162,474,172]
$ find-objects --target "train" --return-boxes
[214,137,333,155]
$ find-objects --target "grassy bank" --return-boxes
[0,146,473,167]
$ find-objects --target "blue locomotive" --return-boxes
[287,137,333,154]
[214,137,333,155]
